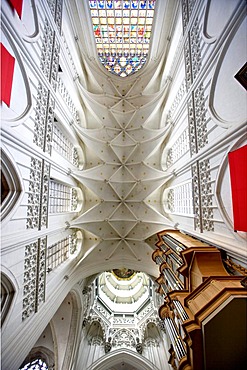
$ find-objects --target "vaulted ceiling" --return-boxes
[65,0,180,277]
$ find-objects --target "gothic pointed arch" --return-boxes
[87,348,160,370]
[1,148,23,225]
[1,272,15,327]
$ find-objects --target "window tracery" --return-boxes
[163,182,193,216]
[52,123,74,162]
[49,180,76,213]
[52,121,82,168]
[19,358,49,370]
[47,231,81,272]
[89,0,156,77]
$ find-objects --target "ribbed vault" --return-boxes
[70,75,174,268]
[64,0,180,273]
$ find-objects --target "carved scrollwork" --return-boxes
[70,232,78,255]
[27,158,50,229]
[46,0,63,32]
[166,129,190,168]
[33,83,54,154]
[57,77,78,121]
[22,237,47,321]
[112,329,136,348]
[167,80,186,123]
[188,84,208,156]
[184,16,202,90]
[192,160,214,232]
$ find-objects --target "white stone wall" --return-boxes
[1,0,246,369]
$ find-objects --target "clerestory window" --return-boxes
[89,0,156,77]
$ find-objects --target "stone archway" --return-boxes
[87,348,160,370]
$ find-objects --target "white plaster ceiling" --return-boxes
[66,0,179,276]
[98,271,150,310]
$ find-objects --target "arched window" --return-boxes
[1,149,22,223]
[49,180,83,214]
[19,358,49,370]
[1,273,15,327]
[88,0,156,77]
[162,128,190,170]
[47,230,83,272]
[163,182,194,216]
[52,119,84,168]
[19,346,55,370]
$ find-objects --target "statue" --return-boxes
[135,337,143,355]
[104,337,112,353]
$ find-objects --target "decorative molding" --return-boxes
[188,83,207,156]
[224,258,247,276]
[192,159,214,232]
[165,128,189,168]
[166,80,186,124]
[111,328,136,348]
[26,158,50,229]
[181,0,189,33]
[199,159,214,232]
[22,237,47,321]
[184,37,192,90]
[193,83,207,151]
[57,77,78,120]
[184,17,202,91]
[46,0,63,33]
[33,82,54,154]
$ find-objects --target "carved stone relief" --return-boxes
[192,159,214,232]
[190,18,202,82]
[57,77,78,120]
[22,241,37,320]
[40,19,60,88]
[199,159,214,231]
[184,17,202,90]
[188,96,197,155]
[182,0,197,33]
[166,80,186,124]
[27,158,42,229]
[37,237,47,306]
[166,129,189,168]
[194,83,208,150]
[184,37,193,90]
[73,148,80,168]
[181,0,189,33]
[40,20,54,82]
[27,158,50,229]
[188,84,207,156]
[46,0,63,32]
[112,329,136,348]
[70,231,78,255]
[33,83,55,154]
[22,237,47,321]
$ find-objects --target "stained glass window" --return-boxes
[89,0,156,77]
[19,359,48,370]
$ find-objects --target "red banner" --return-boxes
[0,43,15,107]
[8,0,23,18]
[228,145,247,231]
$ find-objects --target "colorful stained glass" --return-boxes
[88,0,156,77]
